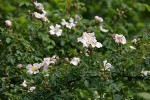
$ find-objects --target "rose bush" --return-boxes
[0,0,150,99]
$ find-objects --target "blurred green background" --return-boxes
[1,0,150,36]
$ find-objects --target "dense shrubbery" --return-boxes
[0,0,150,99]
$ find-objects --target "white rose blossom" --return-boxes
[61,19,68,26]
[95,16,103,23]
[77,32,103,48]
[141,70,150,76]
[42,57,51,70]
[21,80,27,87]
[32,2,49,23]
[75,14,81,20]
[42,9,46,16]
[103,60,112,71]
[100,25,109,33]
[131,39,137,44]
[70,57,80,66]
[129,46,136,50]
[34,1,44,11]
[41,16,49,23]
[26,63,42,74]
[114,34,126,45]
[28,86,36,92]
[61,18,76,29]
[50,55,59,64]
[32,12,49,23]
[42,55,59,70]
[49,24,62,36]
[33,12,44,19]
[5,20,12,27]
[17,64,23,68]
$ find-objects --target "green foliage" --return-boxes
[0,0,150,99]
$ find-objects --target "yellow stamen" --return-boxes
[31,66,38,71]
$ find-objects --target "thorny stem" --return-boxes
[110,0,135,25]
[110,9,127,25]
[66,0,71,17]
[131,0,135,6]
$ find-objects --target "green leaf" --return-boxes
[137,92,150,100]
[113,94,123,100]
[84,80,89,87]
[6,37,11,44]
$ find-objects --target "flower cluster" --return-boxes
[21,80,36,92]
[32,1,49,23]
[77,32,103,48]
[61,18,76,29]
[95,16,109,33]
[42,55,59,70]
[26,55,59,74]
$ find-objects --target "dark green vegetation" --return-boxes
[0,0,150,99]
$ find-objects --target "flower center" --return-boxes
[85,34,91,39]
[54,28,59,33]
[117,37,122,42]
[31,66,38,71]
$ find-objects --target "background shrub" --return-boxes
[0,0,150,99]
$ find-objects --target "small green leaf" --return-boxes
[84,80,89,87]
[113,94,123,100]
[6,38,11,44]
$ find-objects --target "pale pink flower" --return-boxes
[33,12,44,19]
[61,19,68,26]
[17,64,22,68]
[103,60,112,71]
[42,57,51,70]
[131,39,137,44]
[21,80,27,87]
[41,16,50,23]
[114,34,126,44]
[100,25,109,33]
[34,1,44,11]
[61,18,76,29]
[95,16,103,23]
[77,32,103,48]
[49,24,62,36]
[5,20,12,27]
[26,63,42,74]
[70,57,80,66]
[75,14,81,20]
